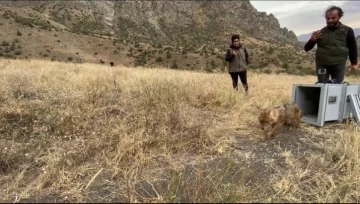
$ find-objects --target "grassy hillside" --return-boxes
[0,59,360,202]
[0,6,316,76]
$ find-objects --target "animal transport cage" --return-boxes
[291,83,360,127]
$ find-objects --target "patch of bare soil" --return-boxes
[231,126,326,183]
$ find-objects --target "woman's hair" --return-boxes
[231,34,240,43]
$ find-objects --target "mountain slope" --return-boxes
[1,0,299,46]
[0,0,315,75]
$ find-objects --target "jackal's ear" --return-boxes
[259,108,270,114]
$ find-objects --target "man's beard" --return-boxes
[327,21,339,27]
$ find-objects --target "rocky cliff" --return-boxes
[0,0,315,74]
[1,0,299,47]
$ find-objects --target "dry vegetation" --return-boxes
[0,6,317,75]
[1,59,360,202]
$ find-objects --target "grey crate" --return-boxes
[342,85,360,119]
[348,94,360,125]
[291,84,348,127]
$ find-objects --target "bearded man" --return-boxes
[304,6,358,83]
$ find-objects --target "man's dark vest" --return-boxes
[315,22,349,65]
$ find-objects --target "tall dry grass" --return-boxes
[0,59,359,202]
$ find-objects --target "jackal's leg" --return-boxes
[267,122,280,138]
[296,111,301,128]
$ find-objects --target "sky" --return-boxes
[250,0,360,36]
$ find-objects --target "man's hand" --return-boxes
[310,30,322,42]
[350,64,358,74]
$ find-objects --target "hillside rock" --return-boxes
[0,0,316,74]
[1,0,299,47]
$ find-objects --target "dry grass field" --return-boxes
[0,59,360,202]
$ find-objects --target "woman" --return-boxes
[225,34,250,94]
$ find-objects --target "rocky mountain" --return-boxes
[0,0,315,75]
[1,0,299,46]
